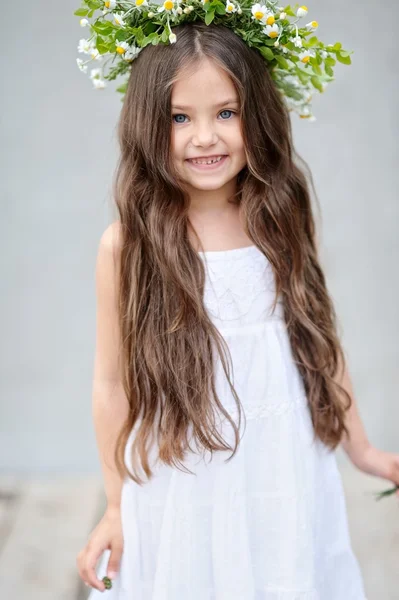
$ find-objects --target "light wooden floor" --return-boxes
[0,461,397,599]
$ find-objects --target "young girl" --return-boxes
[76,18,399,600]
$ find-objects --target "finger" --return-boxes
[84,549,106,591]
[107,543,123,579]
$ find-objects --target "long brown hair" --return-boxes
[111,21,352,485]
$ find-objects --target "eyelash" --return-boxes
[172,109,237,124]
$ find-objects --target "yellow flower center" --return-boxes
[300,5,308,10]
[254,11,264,19]
[116,46,126,54]
[269,31,278,38]
[301,55,310,63]
[266,16,274,25]
[311,20,318,27]
[227,3,233,9]
[136,0,145,5]
[164,0,174,8]
[105,1,110,6]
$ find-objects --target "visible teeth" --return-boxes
[191,156,224,165]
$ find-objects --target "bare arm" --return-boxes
[92,222,129,510]
[337,357,371,466]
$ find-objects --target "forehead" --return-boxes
[171,58,239,108]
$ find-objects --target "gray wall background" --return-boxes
[1,0,397,473]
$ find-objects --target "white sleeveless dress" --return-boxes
[89,244,367,600]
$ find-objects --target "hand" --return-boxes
[76,505,124,591]
[352,444,399,498]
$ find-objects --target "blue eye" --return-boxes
[172,114,187,124]
[172,110,236,124]
[219,110,235,119]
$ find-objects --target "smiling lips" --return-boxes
[187,155,226,165]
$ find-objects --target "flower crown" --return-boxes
[74,1,352,121]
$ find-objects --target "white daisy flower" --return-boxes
[225,1,237,13]
[104,0,117,9]
[298,49,314,64]
[77,38,93,54]
[90,68,102,79]
[293,36,302,48]
[264,12,276,25]
[297,5,308,18]
[134,0,148,8]
[263,23,279,38]
[113,13,126,26]
[90,47,103,61]
[80,18,89,27]
[169,33,177,43]
[305,20,318,31]
[76,58,88,73]
[93,78,107,89]
[251,3,268,22]
[116,41,130,55]
[158,0,178,13]
[320,50,328,59]
[124,46,142,61]
[281,45,288,53]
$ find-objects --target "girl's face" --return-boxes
[170,58,247,195]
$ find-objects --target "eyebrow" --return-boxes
[171,98,240,110]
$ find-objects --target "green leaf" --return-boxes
[325,56,336,67]
[91,22,114,35]
[311,76,323,92]
[295,66,311,84]
[336,52,351,65]
[215,4,226,14]
[205,10,215,24]
[275,55,289,69]
[132,27,144,44]
[259,46,274,61]
[325,64,334,77]
[116,82,128,95]
[311,62,322,76]
[161,28,169,42]
[333,42,342,50]
[307,36,318,47]
[74,8,89,16]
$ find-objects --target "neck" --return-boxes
[187,179,238,217]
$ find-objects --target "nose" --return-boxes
[191,120,219,148]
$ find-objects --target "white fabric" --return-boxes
[89,244,367,599]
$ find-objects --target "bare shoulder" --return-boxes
[96,221,123,288]
[99,220,123,254]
